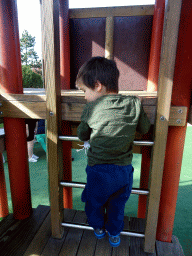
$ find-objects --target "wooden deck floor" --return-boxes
[0,205,184,256]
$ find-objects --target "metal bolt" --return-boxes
[49,111,54,116]
[176,119,181,124]
[178,109,183,114]
[0,111,3,115]
[160,116,165,121]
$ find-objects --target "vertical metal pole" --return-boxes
[138,0,165,219]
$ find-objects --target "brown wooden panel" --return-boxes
[70,18,105,89]
[69,5,154,19]
[59,211,87,255]
[114,16,153,91]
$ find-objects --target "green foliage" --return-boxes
[20,30,43,88]
[20,30,40,67]
[22,65,43,88]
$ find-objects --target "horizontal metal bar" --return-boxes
[59,136,154,146]
[61,222,145,238]
[133,140,154,146]
[59,136,80,141]
[60,181,149,195]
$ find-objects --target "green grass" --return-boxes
[2,126,192,255]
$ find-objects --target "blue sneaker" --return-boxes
[108,233,121,247]
[94,228,106,239]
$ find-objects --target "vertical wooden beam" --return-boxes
[41,0,64,238]
[105,16,114,60]
[144,0,182,253]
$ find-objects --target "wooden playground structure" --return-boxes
[0,0,192,255]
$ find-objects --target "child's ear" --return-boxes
[95,81,103,92]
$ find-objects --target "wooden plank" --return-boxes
[130,217,155,256]
[156,235,184,256]
[105,17,114,60]
[0,205,50,256]
[94,234,112,256]
[41,209,76,256]
[0,214,19,238]
[24,212,52,256]
[76,216,97,256]
[1,101,46,119]
[69,5,154,19]
[0,99,187,126]
[144,0,183,253]
[41,0,63,239]
[59,211,87,255]
[169,106,187,126]
[111,216,130,256]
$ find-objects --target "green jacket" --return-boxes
[77,94,151,166]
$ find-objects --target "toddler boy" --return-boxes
[76,57,151,247]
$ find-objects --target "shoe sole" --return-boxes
[109,239,120,247]
[94,231,106,239]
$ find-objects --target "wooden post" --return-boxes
[105,16,114,60]
[144,0,182,252]
[41,0,64,238]
[0,0,32,219]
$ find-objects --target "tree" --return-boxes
[22,65,43,88]
[20,30,40,67]
[20,30,43,88]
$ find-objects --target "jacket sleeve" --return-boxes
[77,104,92,141]
[136,104,151,135]
[77,121,92,141]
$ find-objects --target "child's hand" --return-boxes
[76,141,90,154]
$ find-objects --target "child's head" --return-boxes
[76,57,119,101]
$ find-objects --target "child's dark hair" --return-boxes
[76,57,119,93]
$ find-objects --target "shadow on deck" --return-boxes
[0,205,184,256]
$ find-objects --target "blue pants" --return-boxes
[81,164,134,236]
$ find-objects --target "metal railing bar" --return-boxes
[59,135,154,146]
[60,181,149,195]
[61,222,145,238]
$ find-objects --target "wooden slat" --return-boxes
[0,213,19,238]
[76,215,97,256]
[0,98,187,126]
[41,209,76,256]
[105,16,114,60]
[69,5,154,19]
[111,216,130,256]
[144,0,183,253]
[41,0,63,239]
[156,235,185,256]
[94,235,112,256]
[130,218,156,256]
[0,206,50,256]
[59,211,87,255]
[24,211,52,255]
